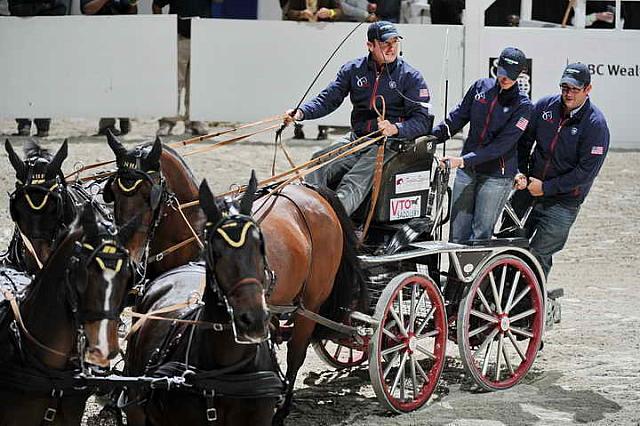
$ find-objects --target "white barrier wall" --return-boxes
[0,15,176,118]
[190,20,464,126]
[471,27,640,147]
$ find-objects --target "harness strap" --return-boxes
[2,289,69,360]
[360,139,387,243]
[148,236,198,264]
[18,228,43,269]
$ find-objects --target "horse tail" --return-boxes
[311,185,368,325]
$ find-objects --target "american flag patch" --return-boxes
[419,88,430,98]
[515,117,529,131]
[591,146,604,155]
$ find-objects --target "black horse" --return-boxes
[3,139,109,275]
[0,205,133,425]
[124,174,284,426]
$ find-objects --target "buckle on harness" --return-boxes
[43,408,57,422]
[154,252,164,262]
[206,407,218,422]
[203,390,217,421]
[212,323,224,332]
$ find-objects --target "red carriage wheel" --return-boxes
[457,254,544,391]
[369,272,447,413]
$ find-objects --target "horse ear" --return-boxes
[5,139,26,181]
[45,139,68,179]
[106,129,127,161]
[239,170,257,216]
[80,203,98,240]
[147,137,162,169]
[199,179,222,225]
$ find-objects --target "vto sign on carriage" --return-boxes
[588,64,640,77]
[395,171,430,194]
[390,196,421,221]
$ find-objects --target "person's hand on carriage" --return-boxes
[440,155,464,169]
[527,177,544,196]
[284,108,304,126]
[514,172,527,190]
[377,118,398,137]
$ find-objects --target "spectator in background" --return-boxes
[623,2,640,29]
[429,0,464,25]
[81,0,136,136]
[342,0,375,22]
[367,0,400,22]
[285,0,343,140]
[154,0,211,137]
[533,0,615,28]
[484,0,519,26]
[8,0,68,137]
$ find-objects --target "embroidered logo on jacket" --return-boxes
[356,75,370,88]
[542,110,553,122]
[474,91,487,104]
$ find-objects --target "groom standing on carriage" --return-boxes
[284,21,432,216]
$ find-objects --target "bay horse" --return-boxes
[0,205,133,425]
[104,132,205,282]
[3,139,76,274]
[124,175,284,426]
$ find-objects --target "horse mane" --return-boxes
[160,143,199,185]
[23,139,52,161]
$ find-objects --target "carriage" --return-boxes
[301,134,556,413]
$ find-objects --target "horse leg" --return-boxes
[272,314,317,426]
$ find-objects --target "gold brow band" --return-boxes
[117,177,144,193]
[215,221,255,248]
[24,183,59,211]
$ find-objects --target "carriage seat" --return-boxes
[366,134,437,225]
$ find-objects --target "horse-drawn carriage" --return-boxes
[0,128,557,424]
[306,135,551,412]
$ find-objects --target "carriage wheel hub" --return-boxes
[407,336,417,352]
[499,316,510,332]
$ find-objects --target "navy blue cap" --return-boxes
[496,47,527,81]
[560,63,591,88]
[367,21,402,42]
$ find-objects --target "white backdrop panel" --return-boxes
[476,27,640,147]
[190,20,464,126]
[0,15,176,118]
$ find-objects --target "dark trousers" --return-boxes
[16,118,50,132]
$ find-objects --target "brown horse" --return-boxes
[252,183,367,424]
[124,175,284,426]
[0,205,133,425]
[104,132,205,281]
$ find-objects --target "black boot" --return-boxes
[316,125,329,140]
[293,123,305,140]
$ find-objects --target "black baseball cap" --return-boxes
[367,21,402,42]
[496,47,526,81]
[560,63,591,88]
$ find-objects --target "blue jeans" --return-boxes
[450,168,512,243]
[523,197,581,278]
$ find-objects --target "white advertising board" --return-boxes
[190,20,464,126]
[0,15,177,118]
[475,27,640,147]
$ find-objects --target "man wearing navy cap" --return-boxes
[284,21,432,216]
[431,47,533,245]
[513,62,609,277]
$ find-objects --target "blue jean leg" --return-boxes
[527,200,580,278]
[450,169,512,243]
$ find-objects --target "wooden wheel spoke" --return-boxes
[506,285,531,314]
[383,351,402,379]
[415,359,429,382]
[390,352,409,394]
[481,338,495,376]
[505,270,521,314]
[506,330,527,362]
[502,341,514,375]
[416,305,436,336]
[510,325,534,339]
[470,309,499,324]
[469,322,494,338]
[473,327,500,357]
[389,304,408,338]
[495,333,504,382]
[409,284,418,334]
[509,308,537,323]
[381,342,405,358]
[382,321,401,342]
[415,343,436,360]
[416,329,439,340]
[476,288,494,315]
[489,271,503,314]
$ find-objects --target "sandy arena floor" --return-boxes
[0,117,638,425]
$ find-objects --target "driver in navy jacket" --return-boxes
[284,21,431,216]
[512,62,610,278]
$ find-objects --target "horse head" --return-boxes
[104,131,164,264]
[68,204,133,367]
[5,139,74,264]
[199,172,270,344]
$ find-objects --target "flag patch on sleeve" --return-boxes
[591,146,604,155]
[419,88,430,98]
[515,117,529,131]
